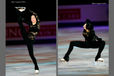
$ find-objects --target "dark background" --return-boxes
[58,0,108,28]
[6,0,56,45]
[6,0,56,22]
[59,0,108,5]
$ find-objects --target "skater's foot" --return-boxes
[96,58,104,62]
[35,67,39,74]
[35,70,39,74]
[15,7,26,12]
[95,55,101,61]
[60,58,67,62]
[60,56,69,62]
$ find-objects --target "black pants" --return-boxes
[64,40,105,61]
[16,11,39,70]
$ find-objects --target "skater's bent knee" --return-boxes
[70,41,76,45]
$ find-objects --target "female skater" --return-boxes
[15,7,40,73]
[61,19,105,62]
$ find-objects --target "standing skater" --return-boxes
[15,7,40,73]
[61,19,105,62]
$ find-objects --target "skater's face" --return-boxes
[31,15,37,24]
[83,23,87,30]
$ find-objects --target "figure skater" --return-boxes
[61,19,105,62]
[15,7,40,73]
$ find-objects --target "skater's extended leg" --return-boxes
[95,41,105,61]
[63,41,87,62]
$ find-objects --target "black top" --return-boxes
[29,23,40,32]
[82,29,102,42]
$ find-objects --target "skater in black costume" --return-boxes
[61,19,105,62]
[15,7,40,73]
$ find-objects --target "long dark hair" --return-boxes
[30,10,40,25]
[85,19,93,30]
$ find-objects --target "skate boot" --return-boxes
[60,56,69,62]
[95,55,103,62]
[35,66,39,74]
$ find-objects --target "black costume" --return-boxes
[63,19,105,62]
[16,8,40,70]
